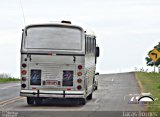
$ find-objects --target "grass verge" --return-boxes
[135,72,160,111]
[0,78,20,83]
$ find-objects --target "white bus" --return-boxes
[20,21,100,105]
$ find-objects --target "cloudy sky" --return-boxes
[0,0,160,77]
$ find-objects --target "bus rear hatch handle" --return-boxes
[63,90,65,98]
[27,54,32,62]
[73,56,76,63]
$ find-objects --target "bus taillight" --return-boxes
[78,65,82,70]
[77,85,82,90]
[21,84,26,88]
[77,72,82,76]
[77,78,82,83]
[22,77,26,81]
[22,70,27,75]
[22,63,27,68]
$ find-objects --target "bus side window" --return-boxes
[90,38,92,53]
[85,37,87,54]
[87,37,90,54]
[93,38,96,55]
[86,37,88,54]
[91,38,94,54]
[89,38,92,53]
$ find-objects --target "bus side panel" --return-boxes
[85,54,96,96]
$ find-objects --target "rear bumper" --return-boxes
[20,90,85,98]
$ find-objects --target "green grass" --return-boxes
[0,78,20,83]
[135,72,160,112]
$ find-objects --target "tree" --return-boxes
[145,57,154,66]
[154,42,160,51]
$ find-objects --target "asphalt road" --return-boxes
[0,73,147,117]
[0,82,20,102]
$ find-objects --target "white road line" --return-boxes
[111,78,114,81]
[0,84,20,90]
[0,97,22,105]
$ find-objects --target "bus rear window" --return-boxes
[25,26,82,50]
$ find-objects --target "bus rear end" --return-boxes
[20,23,87,105]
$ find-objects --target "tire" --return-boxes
[27,97,34,105]
[35,98,43,105]
[95,86,98,90]
[87,93,93,100]
[78,98,86,105]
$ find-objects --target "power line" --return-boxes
[19,0,26,26]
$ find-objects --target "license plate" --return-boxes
[46,80,58,85]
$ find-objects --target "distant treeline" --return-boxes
[0,73,12,78]
[0,73,20,83]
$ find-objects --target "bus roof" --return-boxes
[24,21,84,31]
[85,29,95,37]
[24,21,95,37]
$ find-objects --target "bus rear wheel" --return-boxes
[78,98,86,105]
[94,86,98,90]
[87,93,93,100]
[27,97,34,105]
[35,98,43,105]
